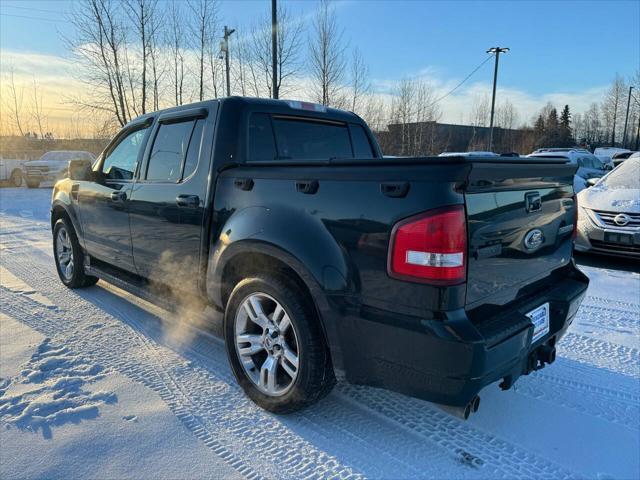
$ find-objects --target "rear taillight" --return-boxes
[572,194,578,241]
[388,205,467,285]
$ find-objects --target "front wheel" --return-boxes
[224,275,335,413]
[26,179,40,188]
[53,218,98,288]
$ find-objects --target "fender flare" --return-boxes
[51,196,84,247]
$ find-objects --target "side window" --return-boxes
[248,113,277,162]
[350,124,375,158]
[272,117,353,160]
[589,156,602,169]
[577,156,585,167]
[102,128,149,180]
[146,120,195,182]
[182,119,205,179]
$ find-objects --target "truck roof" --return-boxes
[127,96,362,129]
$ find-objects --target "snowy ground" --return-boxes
[1,186,639,480]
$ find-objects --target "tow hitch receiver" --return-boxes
[526,343,557,374]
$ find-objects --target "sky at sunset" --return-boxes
[1,0,638,136]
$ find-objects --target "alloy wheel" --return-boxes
[55,227,74,281]
[234,292,300,396]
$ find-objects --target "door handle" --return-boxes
[380,182,409,198]
[110,191,127,202]
[295,180,319,194]
[176,194,200,208]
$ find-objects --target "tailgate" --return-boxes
[464,160,577,307]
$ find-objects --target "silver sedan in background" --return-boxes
[576,157,640,258]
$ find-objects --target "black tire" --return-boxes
[10,169,23,187]
[52,218,99,288]
[26,180,40,188]
[224,275,335,413]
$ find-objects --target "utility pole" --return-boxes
[636,108,640,151]
[272,0,278,99]
[221,26,235,97]
[486,47,509,152]
[622,85,634,148]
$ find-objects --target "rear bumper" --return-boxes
[333,264,589,407]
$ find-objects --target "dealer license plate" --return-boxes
[526,303,550,343]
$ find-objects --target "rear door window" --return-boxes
[182,119,205,180]
[146,120,195,182]
[271,117,353,160]
[350,124,374,158]
[248,113,277,162]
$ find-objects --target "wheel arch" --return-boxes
[208,240,345,372]
[51,198,84,247]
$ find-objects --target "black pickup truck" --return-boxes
[51,97,588,416]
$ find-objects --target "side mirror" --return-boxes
[68,159,93,181]
[586,177,599,187]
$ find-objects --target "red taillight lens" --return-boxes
[388,205,467,285]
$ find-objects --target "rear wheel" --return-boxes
[224,275,335,413]
[26,179,40,188]
[53,218,98,288]
[9,169,22,187]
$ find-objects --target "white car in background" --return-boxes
[594,147,630,168]
[576,157,640,258]
[22,151,96,188]
[0,157,25,187]
[527,148,609,193]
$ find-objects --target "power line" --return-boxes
[2,4,67,15]
[0,12,69,23]
[430,54,495,106]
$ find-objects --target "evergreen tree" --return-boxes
[546,108,560,146]
[559,105,574,147]
[533,114,546,148]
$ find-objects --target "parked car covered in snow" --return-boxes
[611,150,638,167]
[0,157,25,187]
[594,146,631,168]
[528,148,609,193]
[576,157,640,258]
[49,97,588,417]
[23,150,96,188]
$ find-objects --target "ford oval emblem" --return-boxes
[524,229,545,250]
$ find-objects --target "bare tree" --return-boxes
[309,0,347,107]
[248,5,304,98]
[188,0,218,101]
[123,0,158,114]
[66,0,133,126]
[470,95,490,127]
[390,79,440,155]
[349,47,369,113]
[30,78,48,139]
[602,74,627,145]
[166,0,186,106]
[4,67,27,136]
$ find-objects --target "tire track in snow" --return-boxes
[0,263,577,480]
[515,372,639,430]
[557,332,640,378]
[3,210,639,479]
[0,285,364,480]
[336,384,577,480]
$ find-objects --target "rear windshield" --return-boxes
[248,113,375,162]
[602,158,639,189]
